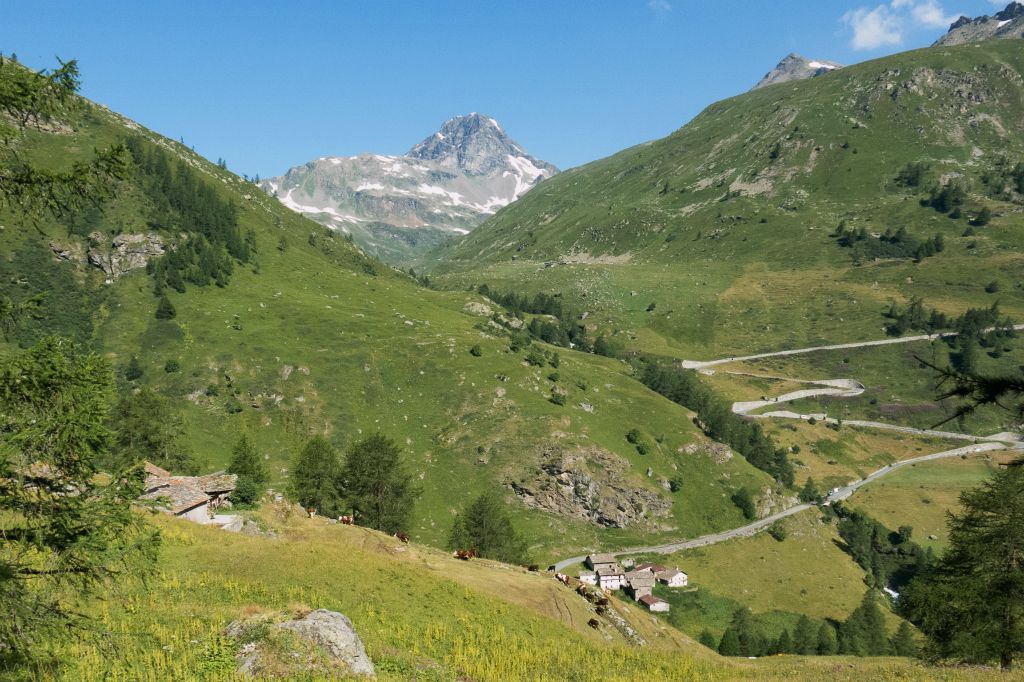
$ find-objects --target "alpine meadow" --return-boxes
[3,2,1024,680]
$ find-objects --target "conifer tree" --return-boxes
[698,630,718,650]
[227,434,269,505]
[448,492,528,563]
[290,436,344,517]
[339,433,418,534]
[154,294,176,320]
[718,628,741,656]
[817,622,838,655]
[794,615,818,655]
[892,621,918,657]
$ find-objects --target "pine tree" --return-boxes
[902,463,1024,669]
[698,630,718,650]
[289,436,344,517]
[124,355,143,382]
[339,433,418,534]
[227,434,269,505]
[845,591,892,656]
[774,629,795,654]
[799,477,820,503]
[794,615,818,655]
[892,621,918,657]
[154,295,176,320]
[718,628,741,656]
[448,492,528,564]
[817,622,838,655]
[109,388,198,474]
[732,487,757,520]
[0,339,157,656]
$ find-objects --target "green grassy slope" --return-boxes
[40,512,1018,681]
[430,41,1024,358]
[0,84,780,559]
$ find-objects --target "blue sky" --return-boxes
[3,0,1007,177]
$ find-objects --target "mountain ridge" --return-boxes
[260,113,557,264]
[934,1,1024,45]
[753,53,842,90]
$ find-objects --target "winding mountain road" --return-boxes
[552,441,1007,572]
[680,324,1024,371]
[553,330,1023,572]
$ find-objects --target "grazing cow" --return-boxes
[555,573,570,586]
[596,605,607,615]
[306,507,317,519]
[595,597,609,607]
[528,564,540,572]
[395,532,409,543]
[454,549,477,560]
[338,515,354,525]
[587,618,600,629]
[577,584,589,596]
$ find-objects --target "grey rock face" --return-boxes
[935,2,1024,45]
[508,446,673,530]
[261,114,557,262]
[276,610,375,677]
[753,53,842,90]
[87,232,165,277]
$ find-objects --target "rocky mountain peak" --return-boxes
[407,113,557,177]
[752,53,842,90]
[935,2,1024,45]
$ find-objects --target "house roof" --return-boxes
[639,594,667,606]
[657,569,688,580]
[626,571,656,587]
[198,472,237,493]
[636,562,667,574]
[144,461,172,478]
[596,564,625,577]
[140,479,210,515]
[588,553,617,565]
[579,571,596,577]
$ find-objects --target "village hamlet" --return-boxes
[577,554,689,612]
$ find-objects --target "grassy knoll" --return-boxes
[853,450,1019,552]
[30,513,1020,682]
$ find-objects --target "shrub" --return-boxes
[164,359,180,373]
[469,344,483,357]
[626,428,642,444]
[768,522,787,542]
[549,392,566,406]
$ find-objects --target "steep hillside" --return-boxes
[430,41,1024,359]
[0,60,780,560]
[261,113,557,264]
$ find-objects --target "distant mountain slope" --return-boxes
[0,64,777,557]
[934,1,1024,45]
[261,113,557,264]
[430,41,1024,357]
[753,53,841,90]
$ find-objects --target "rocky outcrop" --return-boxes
[87,232,165,277]
[227,609,375,678]
[261,113,557,262]
[934,2,1024,45]
[507,445,672,530]
[753,54,841,90]
[51,232,165,278]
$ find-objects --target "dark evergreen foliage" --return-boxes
[639,361,794,485]
[448,492,528,564]
[339,433,418,534]
[832,503,931,591]
[289,436,345,517]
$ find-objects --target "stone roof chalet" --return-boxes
[625,570,656,589]
[635,562,667,574]
[639,594,670,610]
[586,553,618,568]
[140,462,237,516]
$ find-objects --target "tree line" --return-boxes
[713,592,917,658]
[639,360,794,486]
[125,135,256,296]
[833,223,944,263]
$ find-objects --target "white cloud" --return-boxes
[843,5,904,49]
[907,0,957,27]
[843,0,958,50]
[648,0,671,13]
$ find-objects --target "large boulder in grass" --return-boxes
[276,610,374,677]
[226,608,375,678]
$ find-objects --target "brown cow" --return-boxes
[338,515,354,525]
[454,549,477,560]
[395,532,409,543]
[306,507,317,519]
[587,618,600,629]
